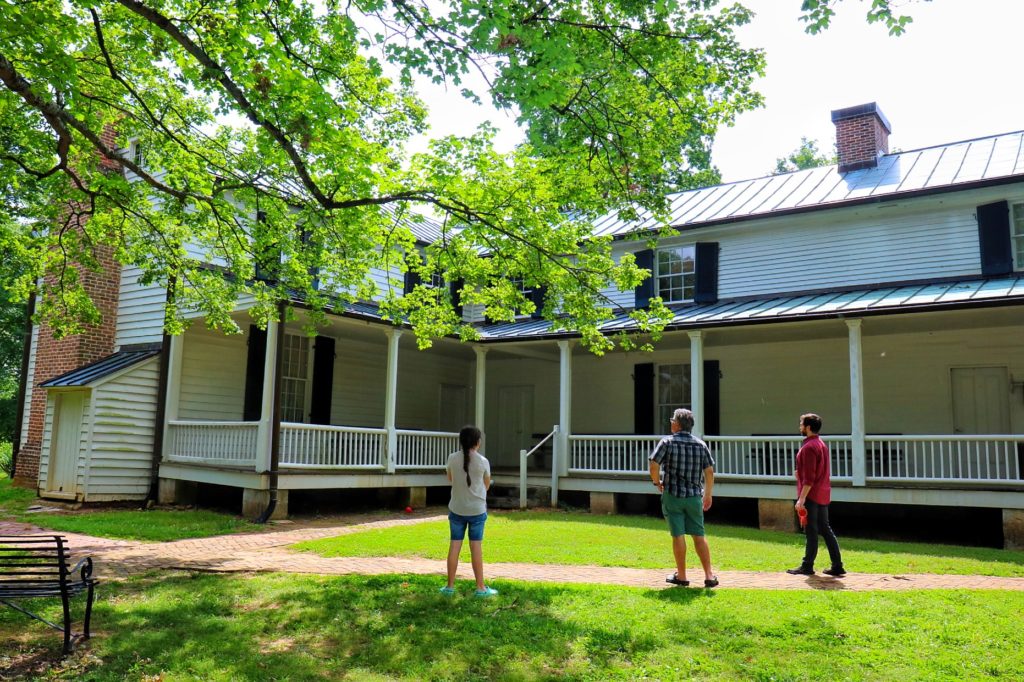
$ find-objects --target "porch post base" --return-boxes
[590,491,617,515]
[400,487,427,509]
[242,488,289,521]
[1003,509,1024,550]
[758,499,796,532]
[157,478,198,506]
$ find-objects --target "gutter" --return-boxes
[147,276,175,503]
[10,293,35,477]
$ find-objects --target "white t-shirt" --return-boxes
[446,449,491,516]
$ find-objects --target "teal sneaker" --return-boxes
[474,586,498,598]
[439,586,456,596]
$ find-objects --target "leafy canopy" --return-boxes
[0,0,765,353]
[800,0,929,36]
[772,137,836,175]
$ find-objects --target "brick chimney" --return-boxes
[12,127,123,488]
[831,102,892,173]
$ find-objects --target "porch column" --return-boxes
[161,331,185,460]
[846,319,867,486]
[384,328,403,473]
[474,346,487,428]
[255,317,281,473]
[556,340,573,490]
[688,330,705,438]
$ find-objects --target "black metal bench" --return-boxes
[0,535,98,654]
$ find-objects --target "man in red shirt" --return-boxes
[786,413,846,577]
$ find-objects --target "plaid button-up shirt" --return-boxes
[650,431,715,498]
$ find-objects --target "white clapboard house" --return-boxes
[16,104,1024,544]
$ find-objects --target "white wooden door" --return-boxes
[497,385,534,466]
[438,384,469,432]
[951,367,1010,434]
[47,392,85,496]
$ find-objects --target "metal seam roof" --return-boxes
[586,130,1024,238]
[473,274,1024,341]
[41,349,161,388]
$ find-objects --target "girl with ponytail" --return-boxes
[442,425,496,597]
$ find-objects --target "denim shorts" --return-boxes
[449,511,488,542]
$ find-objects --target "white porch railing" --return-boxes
[279,423,386,469]
[395,429,459,469]
[707,436,854,481]
[865,435,1024,484]
[569,435,662,474]
[166,421,259,466]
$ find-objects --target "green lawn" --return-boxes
[0,474,253,542]
[1,572,1022,680]
[295,510,1024,577]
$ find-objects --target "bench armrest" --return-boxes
[69,556,94,582]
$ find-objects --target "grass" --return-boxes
[295,510,1024,577]
[0,474,253,542]
[1,571,1022,681]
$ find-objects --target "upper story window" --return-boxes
[656,245,695,303]
[131,141,143,167]
[1012,202,1024,270]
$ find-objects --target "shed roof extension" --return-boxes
[475,274,1024,341]
[41,349,161,388]
[588,130,1024,238]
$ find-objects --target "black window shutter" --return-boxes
[694,242,719,304]
[529,286,547,319]
[254,211,281,283]
[243,325,267,421]
[634,249,655,309]
[702,360,720,436]
[977,201,1013,276]
[450,279,465,318]
[633,362,655,434]
[403,270,421,295]
[309,336,335,425]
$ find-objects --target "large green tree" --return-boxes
[0,0,765,354]
[771,137,836,175]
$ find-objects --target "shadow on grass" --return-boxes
[0,572,666,681]
[494,509,1024,566]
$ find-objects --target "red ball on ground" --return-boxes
[404,506,413,513]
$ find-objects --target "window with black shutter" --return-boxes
[694,242,719,304]
[634,249,654,309]
[977,201,1013,276]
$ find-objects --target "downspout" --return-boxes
[256,300,286,524]
[10,293,36,478]
[147,275,176,503]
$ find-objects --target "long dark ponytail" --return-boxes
[459,425,482,486]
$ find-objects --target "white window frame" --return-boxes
[656,363,691,434]
[131,140,143,167]
[656,245,696,303]
[280,333,313,423]
[1011,201,1024,271]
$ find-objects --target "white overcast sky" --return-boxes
[415,0,1024,184]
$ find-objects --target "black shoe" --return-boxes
[823,567,846,577]
[786,566,814,575]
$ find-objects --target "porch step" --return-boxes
[487,484,551,510]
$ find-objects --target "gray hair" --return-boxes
[672,408,694,432]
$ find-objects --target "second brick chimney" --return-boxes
[831,102,892,173]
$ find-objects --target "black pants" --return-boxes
[802,500,843,570]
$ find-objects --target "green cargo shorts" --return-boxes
[662,491,705,537]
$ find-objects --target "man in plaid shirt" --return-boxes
[649,408,718,588]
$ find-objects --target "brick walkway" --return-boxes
[3,513,1023,592]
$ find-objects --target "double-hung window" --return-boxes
[1012,202,1024,270]
[657,363,691,434]
[656,246,696,303]
[280,334,311,423]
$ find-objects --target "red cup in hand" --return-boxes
[798,507,808,528]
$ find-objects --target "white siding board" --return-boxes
[116,265,166,347]
[331,336,387,427]
[84,359,159,501]
[20,324,39,448]
[179,326,248,420]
